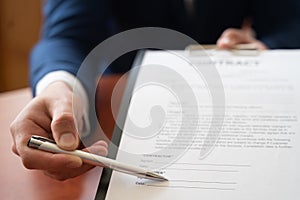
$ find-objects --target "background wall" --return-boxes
[0,0,41,92]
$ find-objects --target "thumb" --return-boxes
[50,99,80,150]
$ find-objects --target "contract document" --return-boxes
[97,50,300,200]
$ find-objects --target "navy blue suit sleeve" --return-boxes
[30,0,111,96]
[253,0,300,49]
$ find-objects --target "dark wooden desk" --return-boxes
[0,75,125,200]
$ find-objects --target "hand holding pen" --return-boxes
[10,82,108,180]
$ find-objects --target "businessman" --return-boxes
[10,0,300,180]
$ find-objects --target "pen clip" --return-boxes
[31,135,56,143]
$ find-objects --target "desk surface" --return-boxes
[0,75,124,200]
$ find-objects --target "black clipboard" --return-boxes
[94,50,145,200]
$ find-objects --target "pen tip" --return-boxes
[157,176,168,182]
[146,172,168,181]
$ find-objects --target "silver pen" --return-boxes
[27,135,168,181]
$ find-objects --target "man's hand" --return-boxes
[10,81,108,180]
[217,19,268,50]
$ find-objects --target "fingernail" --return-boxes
[221,38,231,45]
[59,133,76,148]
